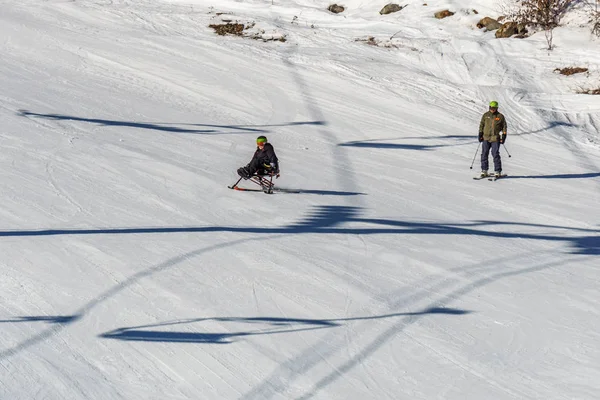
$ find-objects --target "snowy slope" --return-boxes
[1,0,599,399]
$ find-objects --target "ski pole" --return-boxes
[502,144,512,158]
[469,142,481,169]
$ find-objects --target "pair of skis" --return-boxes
[473,174,507,182]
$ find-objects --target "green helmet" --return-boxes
[489,101,498,108]
[256,135,267,144]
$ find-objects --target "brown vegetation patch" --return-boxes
[554,67,588,76]
[209,23,245,36]
[578,88,600,95]
[355,36,378,46]
[209,22,286,42]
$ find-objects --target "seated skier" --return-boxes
[237,135,279,179]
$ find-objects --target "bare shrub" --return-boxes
[510,0,575,49]
[554,67,589,75]
[592,10,600,37]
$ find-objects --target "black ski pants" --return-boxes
[481,141,502,172]
[247,157,268,175]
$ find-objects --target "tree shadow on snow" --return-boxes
[337,134,475,151]
[338,140,446,151]
[98,307,471,344]
[1,205,598,254]
[503,172,600,180]
[513,120,578,136]
[18,110,324,135]
[402,134,473,140]
[277,189,366,196]
[2,207,596,363]
[0,315,82,360]
[0,315,80,324]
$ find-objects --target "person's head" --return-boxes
[256,135,268,148]
[489,101,499,112]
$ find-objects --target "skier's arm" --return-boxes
[478,114,485,142]
[264,146,278,167]
[478,114,485,136]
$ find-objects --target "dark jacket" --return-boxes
[250,143,279,171]
[479,111,507,142]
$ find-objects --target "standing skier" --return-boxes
[237,136,279,179]
[478,101,507,178]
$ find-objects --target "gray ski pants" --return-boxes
[481,141,502,172]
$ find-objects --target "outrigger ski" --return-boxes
[228,186,268,192]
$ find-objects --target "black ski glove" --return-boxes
[500,134,506,144]
[478,133,484,143]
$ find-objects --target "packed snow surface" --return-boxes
[1,0,599,399]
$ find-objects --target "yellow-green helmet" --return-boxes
[489,101,498,108]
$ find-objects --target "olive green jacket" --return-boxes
[479,111,507,142]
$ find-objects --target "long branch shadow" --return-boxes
[338,140,446,151]
[0,315,79,324]
[1,206,599,254]
[276,189,366,196]
[98,307,471,344]
[18,110,324,135]
[503,172,600,180]
[0,315,83,361]
[337,133,477,151]
[514,120,578,136]
[401,135,473,140]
